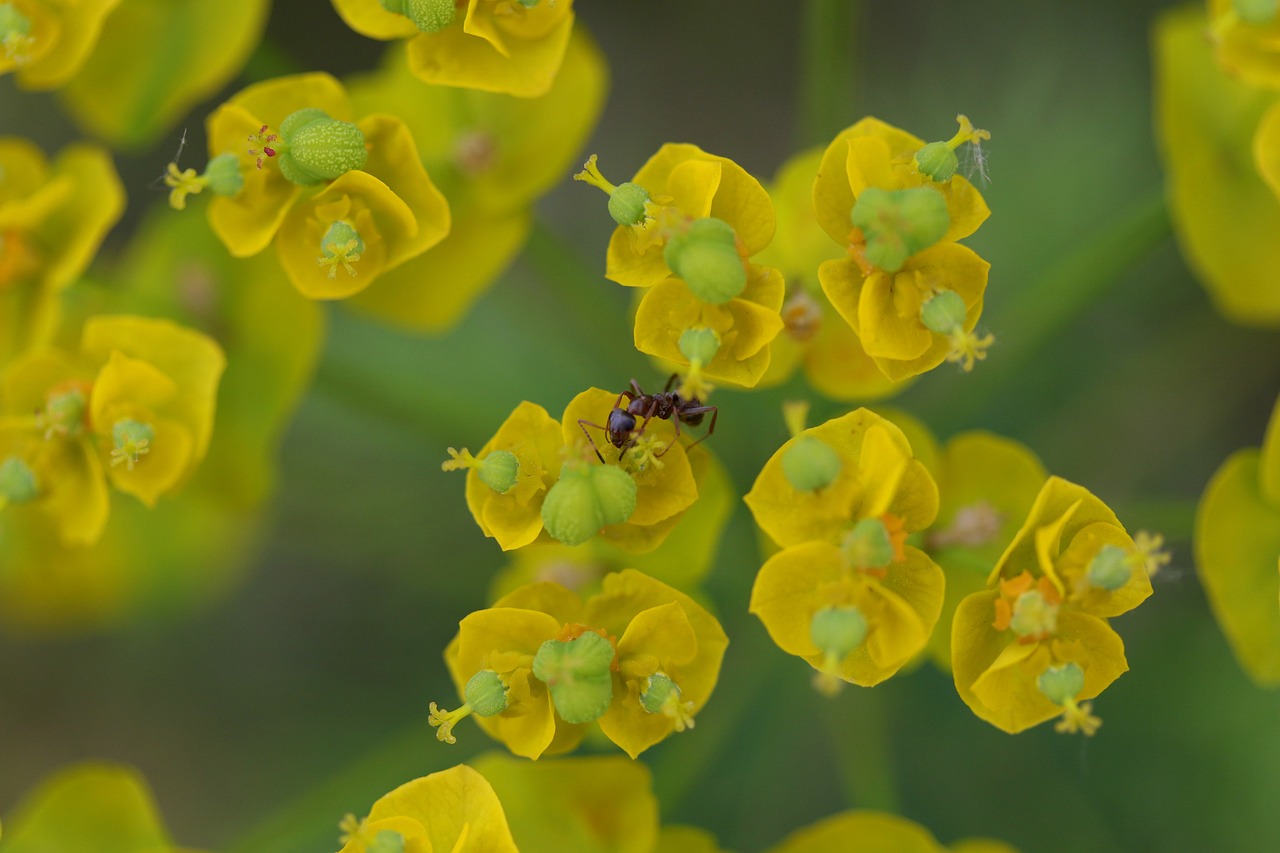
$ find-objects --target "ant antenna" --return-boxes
[149,129,190,192]
[961,137,991,186]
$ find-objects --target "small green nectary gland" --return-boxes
[678,326,721,365]
[850,186,950,273]
[0,456,38,503]
[919,288,967,334]
[781,435,843,492]
[404,0,456,32]
[664,217,747,305]
[1010,589,1058,638]
[204,153,244,197]
[541,465,637,546]
[608,182,651,227]
[639,672,681,715]
[1086,544,1132,591]
[810,605,868,659]
[532,631,616,724]
[1037,661,1085,706]
[321,220,366,258]
[367,830,407,853]
[1235,0,1279,24]
[464,669,510,717]
[841,517,895,570]
[477,449,520,494]
[914,141,960,183]
[44,387,87,437]
[277,108,368,186]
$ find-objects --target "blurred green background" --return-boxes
[3,0,1280,851]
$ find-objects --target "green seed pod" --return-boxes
[810,605,868,659]
[367,830,407,853]
[541,465,637,546]
[639,672,681,715]
[44,387,87,437]
[608,182,651,227]
[204,153,244,197]
[664,217,747,304]
[0,456,38,504]
[919,288,968,334]
[678,326,721,365]
[405,0,456,32]
[277,108,368,186]
[841,517,895,570]
[477,449,520,494]
[781,435,843,492]
[532,631,616,724]
[1235,0,1279,24]
[1037,661,1085,706]
[1086,544,1132,591]
[464,669,510,717]
[915,140,960,183]
[850,186,950,273]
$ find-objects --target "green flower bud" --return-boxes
[532,630,616,724]
[850,186,950,273]
[664,217,747,304]
[277,108,368,186]
[203,153,244,197]
[541,465,637,546]
[639,672,682,715]
[477,450,519,494]
[678,327,721,365]
[0,3,32,53]
[608,182,651,227]
[43,387,87,437]
[1235,0,1279,24]
[367,830,406,853]
[915,140,960,182]
[781,435,843,492]
[841,518,894,570]
[919,288,967,334]
[0,456,38,504]
[464,669,510,717]
[810,605,868,659]
[403,0,456,32]
[1037,661,1085,706]
[1086,544,1132,591]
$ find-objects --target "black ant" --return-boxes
[578,374,718,463]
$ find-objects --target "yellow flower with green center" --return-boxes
[178,72,449,301]
[0,138,124,368]
[745,409,943,690]
[57,0,270,149]
[337,764,518,853]
[952,477,1152,734]
[766,810,1020,853]
[1196,394,1280,685]
[813,117,994,379]
[1156,6,1280,326]
[1207,0,1280,89]
[345,29,606,330]
[432,569,727,759]
[0,0,120,89]
[0,762,204,852]
[333,0,575,98]
[578,144,786,387]
[754,147,907,401]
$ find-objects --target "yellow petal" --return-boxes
[406,9,575,98]
[988,476,1125,586]
[206,104,302,258]
[12,0,120,89]
[1261,394,1280,504]
[769,809,941,853]
[0,763,171,850]
[331,0,419,40]
[365,765,517,853]
[492,580,583,625]
[359,113,451,268]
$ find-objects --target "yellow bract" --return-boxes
[0,0,120,90]
[766,809,1020,853]
[1208,0,1280,89]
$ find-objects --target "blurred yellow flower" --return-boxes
[766,809,1019,853]
[0,0,119,89]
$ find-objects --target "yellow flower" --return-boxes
[333,0,576,98]
[1207,0,1280,89]
[1155,5,1280,325]
[1195,393,1280,685]
[337,764,517,853]
[435,570,727,759]
[952,477,1151,733]
[0,0,120,90]
[766,809,1021,853]
[345,29,606,330]
[196,73,450,299]
[0,138,124,367]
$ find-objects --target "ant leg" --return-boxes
[629,378,647,399]
[663,373,678,393]
[578,418,609,463]
[679,405,718,453]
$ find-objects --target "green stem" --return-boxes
[820,685,900,813]
[800,0,862,147]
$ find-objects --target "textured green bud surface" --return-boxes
[678,327,721,365]
[810,605,868,658]
[541,465,637,546]
[915,141,960,182]
[850,187,950,272]
[1086,544,1132,591]
[532,631,616,724]
[608,182,651,226]
[0,456,38,504]
[464,669,510,717]
[277,109,367,186]
[640,672,681,715]
[1235,0,1279,24]
[842,517,895,570]
[204,153,244,197]
[920,289,967,334]
[477,449,520,494]
[1037,662,1085,706]
[406,0,455,32]
[664,217,747,304]
[781,436,843,492]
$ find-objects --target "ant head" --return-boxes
[607,409,637,446]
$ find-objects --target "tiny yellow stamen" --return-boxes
[317,238,361,279]
[782,400,810,439]
[573,154,618,195]
[1132,530,1172,577]
[428,701,474,745]
[338,813,372,846]
[1055,698,1102,736]
[946,328,995,372]
[164,163,210,211]
[678,361,715,402]
[623,432,667,475]
[812,650,847,697]
[110,420,154,471]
